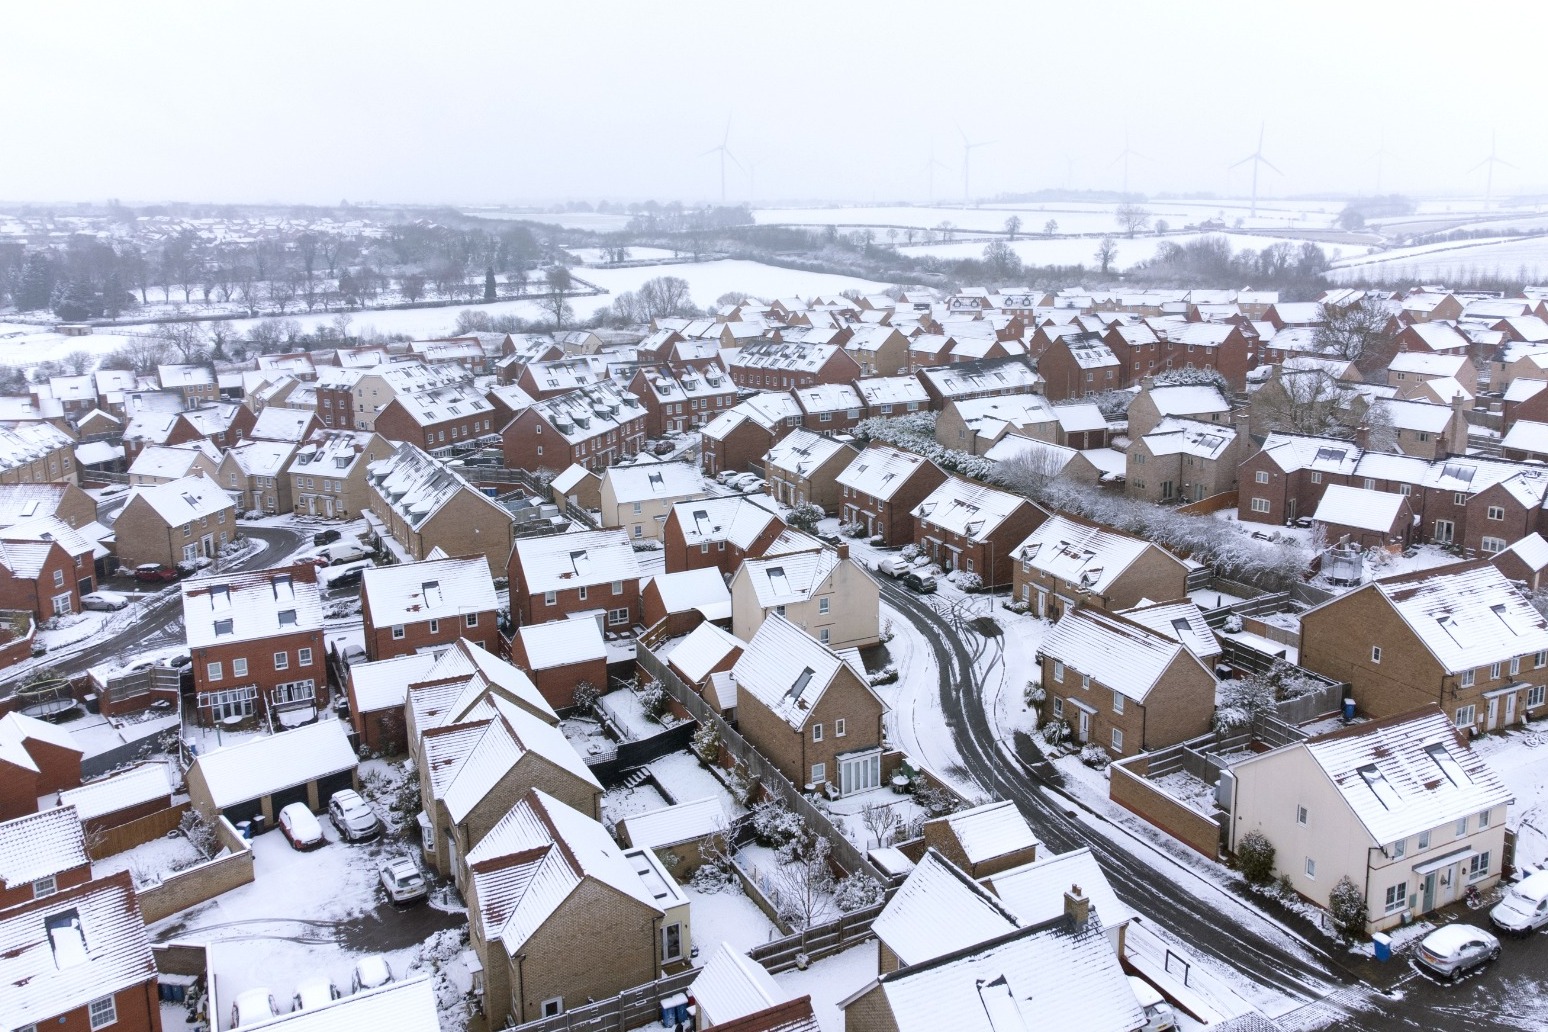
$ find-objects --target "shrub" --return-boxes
[1223,614,1244,633]
[750,801,806,848]
[1025,681,1046,704]
[572,680,601,712]
[839,521,865,538]
[868,667,899,686]
[900,543,921,562]
[834,873,886,912]
[178,810,219,858]
[1328,876,1368,938]
[1040,719,1071,748]
[726,761,757,806]
[1079,744,1111,769]
[955,571,983,592]
[1237,830,1276,885]
[786,503,824,532]
[692,722,721,764]
[639,680,668,720]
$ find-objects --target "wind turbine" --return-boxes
[700,117,744,206]
[1469,132,1515,210]
[1230,123,1281,219]
[924,146,950,204]
[958,125,992,205]
[1110,132,1148,198]
[1369,129,1396,195]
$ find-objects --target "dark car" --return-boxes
[901,571,937,594]
[313,529,342,546]
[132,563,179,584]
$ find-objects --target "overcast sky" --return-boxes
[4,0,1545,208]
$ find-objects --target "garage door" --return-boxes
[270,781,312,815]
[315,770,355,807]
[221,798,263,827]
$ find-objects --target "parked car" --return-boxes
[320,543,372,566]
[291,977,342,1012]
[352,956,394,993]
[312,528,342,546]
[1415,923,1500,980]
[231,989,281,1028]
[328,789,382,842]
[156,650,192,669]
[872,556,909,578]
[277,803,325,851]
[900,570,937,594]
[729,473,762,491]
[1127,976,1177,1032]
[378,856,428,905]
[1491,871,1548,935]
[100,484,127,497]
[80,590,131,611]
[715,470,741,485]
[132,563,179,584]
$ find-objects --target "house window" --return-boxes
[1053,660,1064,683]
[1112,691,1124,714]
[1304,857,1316,880]
[207,662,223,681]
[835,718,846,737]
[819,597,830,615]
[1418,830,1430,850]
[661,922,683,963]
[1487,505,1506,521]
[1461,669,1475,688]
[1371,646,1382,664]
[633,525,643,538]
[1364,478,1376,490]
[1456,816,1469,836]
[578,585,588,602]
[31,875,56,898]
[1469,853,1491,881]
[811,762,827,785]
[1454,492,1467,505]
[89,998,117,1030]
[1255,471,1269,484]
[1053,697,1064,718]
[428,618,440,634]
[1456,704,1476,727]
[1400,484,1412,496]
[813,723,823,742]
[1393,838,1406,859]
[1479,809,1491,829]
[52,569,64,588]
[391,625,405,640]
[1251,497,1270,514]
[1537,651,1547,669]
[1111,728,1123,752]
[274,651,289,670]
[819,628,831,644]
[541,999,564,1019]
[1311,471,1322,484]
[1384,882,1408,914]
[1491,662,1502,680]
[608,607,629,626]
[633,502,643,514]
[298,648,313,665]
[1481,536,1506,554]
[544,591,556,606]
[1511,657,1521,676]
[233,658,247,677]
[1296,805,1308,826]
[1081,673,1091,691]
[612,580,624,595]
[775,605,786,617]
[1531,685,1547,708]
[465,613,479,627]
[700,542,710,554]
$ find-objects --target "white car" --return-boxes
[230,988,281,1028]
[1491,870,1548,935]
[378,856,428,904]
[352,956,394,993]
[291,977,342,1012]
[80,591,131,612]
[1127,976,1176,1031]
[1415,923,1500,980]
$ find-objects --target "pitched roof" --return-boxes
[439,697,599,822]
[1012,514,1159,595]
[0,806,88,889]
[408,640,558,732]
[366,442,506,529]
[516,619,606,670]
[644,567,731,618]
[1040,607,1203,703]
[190,719,357,808]
[737,548,838,608]
[1496,532,1548,574]
[127,442,219,480]
[349,651,444,715]
[912,479,1035,542]
[670,496,782,549]
[1118,599,1221,661]
[602,462,706,504]
[361,554,496,625]
[836,445,941,502]
[126,474,233,525]
[730,614,873,731]
[1313,484,1409,532]
[56,763,173,822]
[938,801,1041,866]
[690,944,789,1027]
[1140,417,1237,460]
[512,528,642,594]
[182,565,323,648]
[0,712,82,772]
[985,846,1135,930]
[667,622,744,685]
[621,796,730,851]
[870,849,1022,967]
[763,428,853,478]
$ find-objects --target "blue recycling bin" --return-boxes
[1343,698,1357,721]
[1372,932,1392,961]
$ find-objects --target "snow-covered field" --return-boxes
[896,231,1359,270]
[1328,234,1548,282]
[751,199,1346,236]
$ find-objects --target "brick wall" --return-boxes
[136,816,254,924]
[1109,755,1222,858]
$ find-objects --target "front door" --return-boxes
[1488,697,1500,731]
[1423,872,1436,912]
[1438,865,1457,906]
[1507,692,1518,725]
[1287,497,1298,521]
[1077,709,1091,743]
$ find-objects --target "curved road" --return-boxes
[877,579,1356,1014]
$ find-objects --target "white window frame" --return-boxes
[661,922,683,963]
[1392,838,1406,859]
[233,657,248,677]
[608,607,630,626]
[1052,660,1064,683]
[812,723,823,743]
[391,624,405,640]
[1481,536,1507,555]
[1250,497,1270,514]
[1255,470,1269,484]
[1296,805,1308,826]
[810,762,826,785]
[1304,857,1316,880]
[819,597,830,615]
[1418,830,1431,850]
[544,590,557,606]
[1479,809,1491,829]
[31,875,56,899]
[1530,684,1547,708]
[1112,691,1124,714]
[1487,505,1505,521]
[1371,645,1382,664]
[273,651,289,671]
[835,718,846,737]
[89,997,117,1031]
[541,998,564,1019]
[1456,816,1469,836]
[1111,728,1123,752]
[1456,704,1476,728]
[466,612,479,627]
[298,647,313,666]
[1461,669,1475,688]
[1468,852,1491,881]
[207,661,222,681]
[1384,881,1408,914]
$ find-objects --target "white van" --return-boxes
[872,556,909,577]
[1127,976,1176,1032]
[1491,869,1548,935]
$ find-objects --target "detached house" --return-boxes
[1011,513,1188,620]
[731,614,886,795]
[365,443,515,576]
[1037,606,1216,758]
[699,392,802,479]
[835,445,947,545]
[1126,416,1247,505]
[217,439,297,515]
[182,564,327,726]
[361,554,500,661]
[730,545,879,650]
[762,429,857,513]
[507,528,642,630]
[598,462,708,542]
[1228,706,1511,933]
[911,479,1046,587]
[662,496,787,576]
[0,537,87,622]
[111,474,236,570]
[1300,560,1548,727]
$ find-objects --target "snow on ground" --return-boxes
[1469,719,1548,869]
[1329,234,1548,282]
[601,780,669,829]
[751,199,1344,236]
[895,231,1346,271]
[93,830,205,888]
[649,750,745,815]
[598,684,657,740]
[1152,770,1223,817]
[771,939,878,1032]
[1219,629,1298,665]
[61,707,180,760]
[564,246,679,264]
[561,714,615,762]
[685,882,781,961]
[821,785,927,852]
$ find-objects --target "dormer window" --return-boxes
[214,618,234,636]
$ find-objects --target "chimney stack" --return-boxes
[836,543,850,561]
[1064,884,1090,931]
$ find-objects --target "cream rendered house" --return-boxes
[597,462,708,542]
[728,544,879,650]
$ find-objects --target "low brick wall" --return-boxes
[1109,755,1222,859]
[137,816,253,924]
[1177,490,1237,515]
[152,942,208,977]
[89,802,191,860]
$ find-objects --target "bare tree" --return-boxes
[770,836,836,930]
[159,323,209,363]
[1004,215,1022,240]
[1313,299,1395,376]
[63,350,93,375]
[860,801,901,849]
[1043,219,1058,237]
[993,443,1073,504]
[1094,235,1119,274]
[539,294,574,330]
[636,276,694,320]
[400,274,426,303]
[982,240,1022,281]
[1250,368,1368,439]
[1115,203,1151,238]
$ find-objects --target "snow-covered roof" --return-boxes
[438,697,599,823]
[361,555,496,626]
[74,440,120,467]
[1119,599,1220,661]
[793,383,862,416]
[350,651,443,715]
[1257,433,1361,475]
[367,442,506,530]
[390,379,494,428]
[916,358,1041,397]
[602,462,705,504]
[127,441,218,481]
[986,846,1135,930]
[912,479,1033,542]
[528,380,644,444]
[1299,707,1514,846]
[982,434,1076,471]
[1504,377,1548,404]
[516,619,606,670]
[411,640,558,730]
[242,975,440,1032]
[939,801,1040,865]
[763,428,853,479]
[854,375,931,408]
[0,806,87,889]
[550,463,596,495]
[1052,402,1108,434]
[1143,383,1231,417]
[671,496,782,550]
[731,614,873,731]
[1501,419,1548,456]
[870,850,1021,967]
[621,796,730,851]
[1405,321,1469,352]
[190,719,357,808]
[645,567,732,618]
[126,474,233,525]
[1040,607,1202,703]
[738,548,838,609]
[1386,398,1455,433]
[182,566,323,648]
[1012,514,1158,595]
[666,622,744,685]
[951,394,1056,442]
[730,339,843,373]
[690,944,789,1028]
[512,528,642,594]
[0,872,157,1032]
[56,763,173,822]
[157,363,215,388]
[1313,484,1409,533]
[250,406,315,443]
[1496,532,1548,574]
[1390,352,1467,377]
[0,713,79,775]
[287,430,374,480]
[1342,561,1548,673]
[836,445,940,501]
[1140,417,1237,461]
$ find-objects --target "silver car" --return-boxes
[1415,923,1500,980]
[327,789,381,842]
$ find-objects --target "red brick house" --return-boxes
[728,340,861,391]
[373,381,498,452]
[509,620,608,711]
[911,479,1046,588]
[834,445,947,545]
[0,806,92,908]
[662,496,787,576]
[181,564,328,727]
[640,567,732,636]
[763,430,858,513]
[1312,484,1416,550]
[514,356,611,401]
[507,528,642,630]
[1237,433,1362,526]
[915,357,1042,411]
[0,538,85,621]
[0,713,83,822]
[500,380,647,475]
[361,554,500,662]
[1033,335,1122,401]
[793,383,866,436]
[628,365,738,438]
[699,392,802,479]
